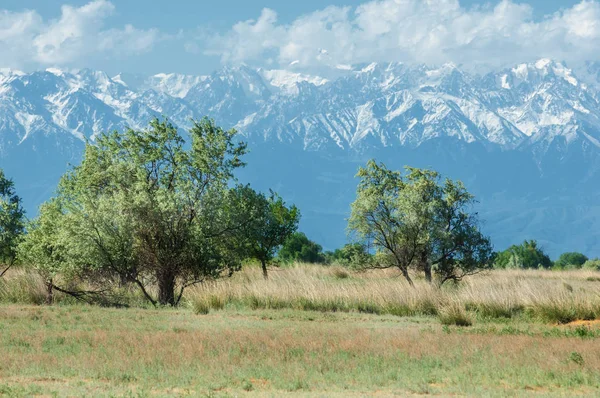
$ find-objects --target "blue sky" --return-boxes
[0,0,595,75]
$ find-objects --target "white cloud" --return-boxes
[205,0,600,72]
[0,0,159,70]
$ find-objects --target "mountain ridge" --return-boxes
[2,59,600,257]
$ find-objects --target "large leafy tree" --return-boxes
[0,169,25,277]
[243,188,300,279]
[20,118,251,306]
[349,160,494,286]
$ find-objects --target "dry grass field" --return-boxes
[1,265,600,396]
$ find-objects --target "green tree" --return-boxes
[243,188,300,279]
[278,232,325,264]
[20,118,251,306]
[494,240,553,269]
[348,160,494,286]
[0,169,25,277]
[325,243,373,267]
[18,200,71,303]
[555,252,589,269]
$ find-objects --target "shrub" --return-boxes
[494,240,553,269]
[325,243,373,268]
[278,232,325,264]
[569,352,585,366]
[583,259,600,271]
[555,252,589,269]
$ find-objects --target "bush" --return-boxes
[494,240,553,269]
[324,243,373,268]
[278,232,325,264]
[583,259,600,271]
[555,252,589,269]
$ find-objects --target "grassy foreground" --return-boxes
[1,266,600,396]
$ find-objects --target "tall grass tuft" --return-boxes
[0,270,46,305]
[438,302,472,326]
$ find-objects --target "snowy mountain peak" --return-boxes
[1,60,600,158]
[46,68,66,77]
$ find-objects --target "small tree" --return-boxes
[555,252,589,269]
[278,232,325,264]
[349,160,493,286]
[494,240,553,269]
[0,169,25,277]
[243,188,300,279]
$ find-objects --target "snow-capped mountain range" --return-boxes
[2,59,600,257]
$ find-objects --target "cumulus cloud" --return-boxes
[0,0,159,70]
[205,0,600,72]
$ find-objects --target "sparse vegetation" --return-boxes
[2,259,600,395]
[2,269,600,396]
[3,116,600,396]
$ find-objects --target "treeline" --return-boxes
[0,118,597,308]
[493,240,599,271]
[278,236,600,271]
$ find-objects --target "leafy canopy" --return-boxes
[348,160,494,286]
[19,118,251,306]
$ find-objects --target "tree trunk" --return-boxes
[424,264,432,283]
[0,265,10,278]
[417,250,432,283]
[261,259,268,280]
[157,271,176,306]
[45,279,54,305]
[401,268,415,287]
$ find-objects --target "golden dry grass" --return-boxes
[2,266,600,395]
[188,264,600,324]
